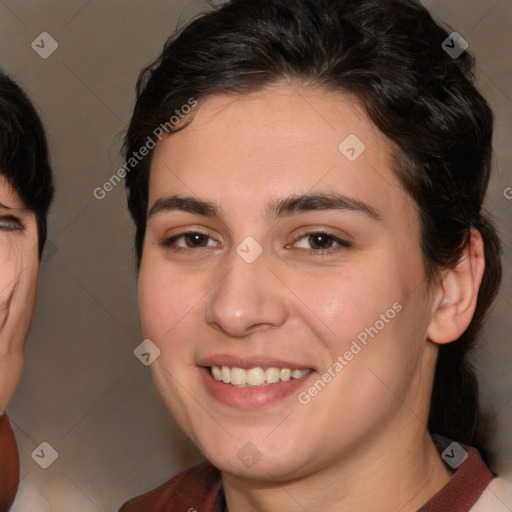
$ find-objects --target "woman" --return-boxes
[0,71,54,511]
[119,0,502,510]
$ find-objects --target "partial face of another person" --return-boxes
[0,176,39,412]
[138,84,441,480]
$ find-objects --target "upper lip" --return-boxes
[197,355,314,371]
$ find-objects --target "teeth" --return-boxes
[247,367,266,385]
[231,367,247,386]
[280,368,291,381]
[221,366,231,384]
[210,365,310,386]
[211,366,222,380]
[266,367,280,383]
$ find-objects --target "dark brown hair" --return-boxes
[0,71,54,257]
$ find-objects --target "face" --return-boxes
[0,176,39,412]
[139,84,439,480]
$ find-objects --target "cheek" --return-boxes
[0,235,39,330]
[286,256,424,388]
[0,235,37,289]
[138,255,204,342]
[284,263,399,344]
[0,250,17,294]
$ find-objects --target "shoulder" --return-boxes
[118,461,223,512]
[470,476,512,512]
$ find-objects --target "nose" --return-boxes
[204,247,288,337]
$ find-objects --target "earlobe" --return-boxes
[427,229,485,345]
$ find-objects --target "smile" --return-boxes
[210,366,311,387]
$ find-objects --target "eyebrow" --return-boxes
[148,195,218,217]
[148,193,381,221]
[0,201,17,211]
[0,202,28,212]
[270,193,381,220]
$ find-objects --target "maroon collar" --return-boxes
[119,435,494,512]
[0,414,20,512]
[418,435,494,511]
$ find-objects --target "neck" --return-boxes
[222,427,452,512]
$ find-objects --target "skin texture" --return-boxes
[138,84,484,511]
[0,176,39,413]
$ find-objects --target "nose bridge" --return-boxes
[205,242,287,336]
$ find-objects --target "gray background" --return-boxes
[0,1,511,510]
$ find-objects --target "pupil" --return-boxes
[310,234,331,249]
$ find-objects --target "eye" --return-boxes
[291,231,350,254]
[0,215,23,231]
[161,231,220,251]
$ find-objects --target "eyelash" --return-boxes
[0,215,23,231]
[161,230,217,253]
[290,231,351,255]
[160,230,351,256]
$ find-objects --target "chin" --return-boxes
[197,432,311,482]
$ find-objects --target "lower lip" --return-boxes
[199,367,314,409]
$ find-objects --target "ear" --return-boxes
[427,229,485,345]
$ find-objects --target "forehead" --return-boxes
[148,83,416,222]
